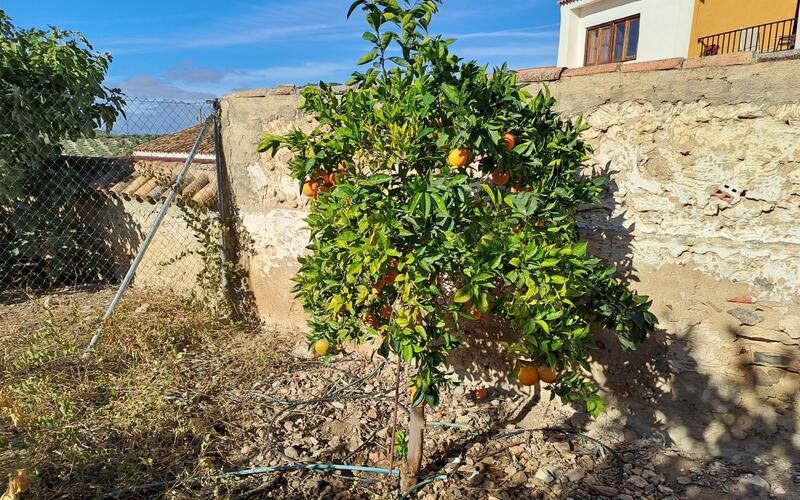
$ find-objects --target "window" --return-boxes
[584,15,639,66]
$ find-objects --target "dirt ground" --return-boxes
[1,288,796,499]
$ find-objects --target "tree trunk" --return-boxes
[400,404,425,492]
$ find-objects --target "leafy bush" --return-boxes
[0,10,124,286]
[260,0,656,487]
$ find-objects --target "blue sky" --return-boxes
[3,0,561,100]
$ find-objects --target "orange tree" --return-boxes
[259,0,656,489]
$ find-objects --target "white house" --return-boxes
[557,0,695,68]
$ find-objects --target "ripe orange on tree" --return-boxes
[447,148,471,168]
[371,278,387,294]
[314,339,330,356]
[517,365,540,386]
[491,169,510,186]
[364,313,380,328]
[302,180,318,198]
[538,365,557,383]
[502,131,516,151]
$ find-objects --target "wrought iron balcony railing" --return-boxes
[698,18,796,56]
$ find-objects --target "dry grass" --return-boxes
[0,288,296,498]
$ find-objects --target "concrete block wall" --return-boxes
[218,57,800,459]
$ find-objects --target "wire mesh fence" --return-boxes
[0,94,219,303]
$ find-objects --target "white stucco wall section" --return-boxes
[557,0,695,68]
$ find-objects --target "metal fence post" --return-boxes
[213,99,228,297]
[84,115,215,357]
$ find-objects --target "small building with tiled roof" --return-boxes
[85,124,218,207]
[132,124,215,163]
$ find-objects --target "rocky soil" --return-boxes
[2,289,797,499]
[210,351,796,499]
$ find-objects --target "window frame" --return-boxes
[584,14,640,66]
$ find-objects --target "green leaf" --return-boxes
[357,48,379,65]
[573,241,588,257]
[440,83,459,104]
[453,288,471,303]
[347,0,365,18]
[430,193,448,216]
[338,231,360,242]
[362,174,393,186]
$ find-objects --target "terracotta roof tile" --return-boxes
[90,159,217,207]
[132,124,215,158]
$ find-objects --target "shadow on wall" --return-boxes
[443,159,799,493]
[0,157,142,304]
[584,160,799,485]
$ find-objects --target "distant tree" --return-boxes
[0,10,124,285]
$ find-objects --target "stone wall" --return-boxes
[99,199,208,296]
[218,56,800,459]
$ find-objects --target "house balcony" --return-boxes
[698,18,797,57]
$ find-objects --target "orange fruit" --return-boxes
[302,181,318,197]
[502,132,516,151]
[380,304,393,319]
[383,268,399,284]
[314,339,330,356]
[538,365,557,383]
[491,169,510,186]
[518,365,539,386]
[323,172,335,185]
[447,148,472,168]
[473,388,489,400]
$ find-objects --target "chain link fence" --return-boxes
[0,95,220,304]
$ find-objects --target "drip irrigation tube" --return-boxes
[398,474,448,499]
[104,462,400,498]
